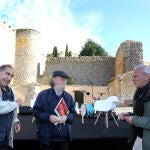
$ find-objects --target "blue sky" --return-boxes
[0,0,149,61]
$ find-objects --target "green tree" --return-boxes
[67,77,74,85]
[79,39,108,56]
[68,51,72,57]
[52,46,58,57]
[65,43,69,56]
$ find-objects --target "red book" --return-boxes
[54,98,69,117]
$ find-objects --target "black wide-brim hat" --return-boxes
[52,70,69,78]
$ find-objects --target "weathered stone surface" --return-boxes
[115,40,143,76]
[13,29,41,85]
[44,56,115,86]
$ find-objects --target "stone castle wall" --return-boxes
[42,56,115,86]
[120,71,136,105]
[107,71,136,106]
[108,40,143,105]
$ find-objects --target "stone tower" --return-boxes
[13,29,41,105]
[14,29,40,85]
[111,40,143,105]
[115,40,143,76]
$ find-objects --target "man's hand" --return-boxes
[119,113,126,120]
[50,115,60,123]
[125,116,133,124]
[16,99,23,106]
[14,122,21,133]
[59,115,67,124]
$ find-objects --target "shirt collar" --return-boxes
[1,86,10,92]
[53,87,63,96]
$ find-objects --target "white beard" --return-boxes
[55,83,66,91]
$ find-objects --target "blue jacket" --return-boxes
[32,88,76,145]
[0,86,19,148]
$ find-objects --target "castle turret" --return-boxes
[14,29,40,85]
[110,40,143,105]
[13,29,41,105]
[115,40,143,76]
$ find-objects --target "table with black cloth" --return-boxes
[13,115,132,150]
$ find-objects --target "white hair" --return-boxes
[134,64,150,75]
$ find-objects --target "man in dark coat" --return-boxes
[32,70,77,150]
[120,64,150,150]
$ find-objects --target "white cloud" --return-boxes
[0,0,103,55]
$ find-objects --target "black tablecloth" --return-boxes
[14,115,130,140]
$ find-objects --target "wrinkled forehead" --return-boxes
[133,68,144,76]
[53,76,67,80]
[4,67,14,75]
[133,68,147,76]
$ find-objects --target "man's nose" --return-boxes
[8,75,13,81]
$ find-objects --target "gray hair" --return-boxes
[0,64,13,73]
[49,79,55,87]
[134,64,150,75]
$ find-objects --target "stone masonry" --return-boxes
[43,56,115,86]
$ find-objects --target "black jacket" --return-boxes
[32,88,76,145]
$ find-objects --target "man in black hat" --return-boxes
[32,70,76,150]
[50,70,70,93]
